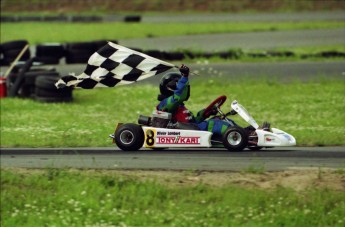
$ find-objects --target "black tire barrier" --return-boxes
[35,75,62,90]
[219,50,242,59]
[247,53,267,58]
[18,16,42,22]
[200,52,216,58]
[20,71,60,98]
[7,58,35,97]
[35,43,65,64]
[35,75,73,103]
[1,15,142,23]
[35,87,72,98]
[124,15,141,22]
[318,51,345,58]
[71,15,102,22]
[93,40,118,50]
[0,16,18,22]
[43,15,68,22]
[65,51,92,64]
[1,40,28,51]
[182,50,196,59]
[267,51,294,57]
[0,59,7,66]
[144,50,163,59]
[0,45,4,66]
[35,57,61,65]
[6,62,58,98]
[163,51,185,61]
[35,95,73,103]
[0,40,31,65]
[24,71,60,86]
[64,41,98,64]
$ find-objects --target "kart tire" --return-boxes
[222,126,248,151]
[115,123,144,151]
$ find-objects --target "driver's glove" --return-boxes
[179,64,189,77]
[229,109,237,115]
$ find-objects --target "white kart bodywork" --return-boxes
[231,100,296,147]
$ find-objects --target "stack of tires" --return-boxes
[35,76,73,103]
[8,68,59,98]
[65,41,98,64]
[0,40,31,66]
[6,58,73,102]
[64,40,117,64]
[35,43,65,64]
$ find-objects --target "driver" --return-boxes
[156,64,237,137]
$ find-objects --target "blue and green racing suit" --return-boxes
[156,75,236,136]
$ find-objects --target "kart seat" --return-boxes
[175,122,200,130]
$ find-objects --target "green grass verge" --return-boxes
[1,21,344,44]
[1,78,344,147]
[1,169,344,226]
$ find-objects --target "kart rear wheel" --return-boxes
[223,126,248,151]
[115,123,144,151]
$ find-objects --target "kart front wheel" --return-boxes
[115,123,144,151]
[223,126,248,151]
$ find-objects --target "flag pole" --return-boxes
[3,44,30,78]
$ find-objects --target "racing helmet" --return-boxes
[159,72,181,96]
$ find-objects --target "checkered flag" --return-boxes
[55,42,176,89]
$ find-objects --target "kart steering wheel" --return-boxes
[203,95,227,118]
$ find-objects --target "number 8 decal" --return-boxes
[145,129,155,147]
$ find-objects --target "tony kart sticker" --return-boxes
[142,127,212,148]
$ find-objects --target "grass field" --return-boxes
[1,78,344,147]
[1,168,344,227]
[1,21,344,44]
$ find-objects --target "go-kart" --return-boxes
[109,96,296,151]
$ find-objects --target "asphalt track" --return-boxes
[1,147,344,171]
[141,11,345,23]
